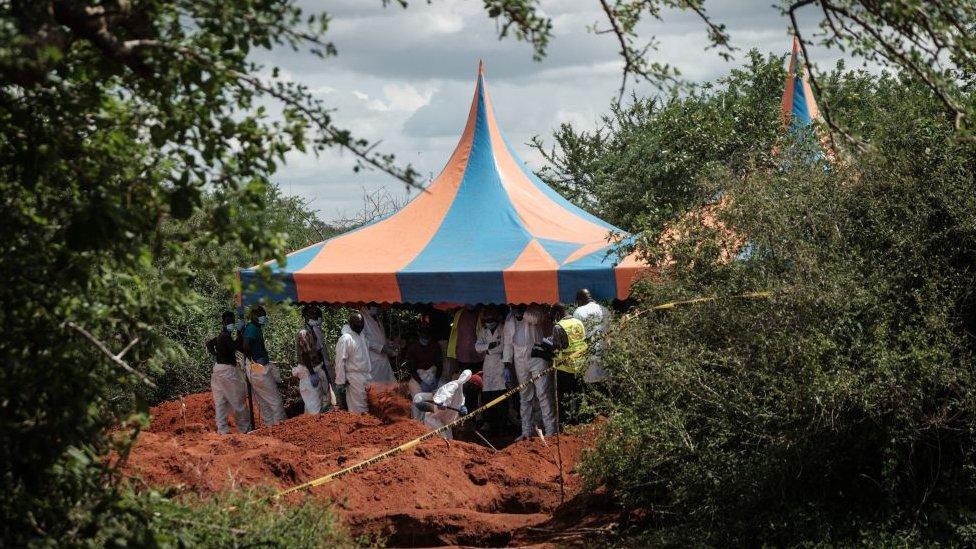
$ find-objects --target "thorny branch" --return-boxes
[64,321,155,388]
[117,39,422,189]
[595,0,734,101]
[787,0,867,154]
[788,0,974,150]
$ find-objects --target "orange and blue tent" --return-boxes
[781,37,821,129]
[239,62,647,306]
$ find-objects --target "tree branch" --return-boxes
[65,322,156,388]
[788,1,868,155]
[123,40,422,189]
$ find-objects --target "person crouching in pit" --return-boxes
[412,370,473,439]
[205,311,252,434]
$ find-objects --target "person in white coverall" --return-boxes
[503,304,557,439]
[573,288,611,384]
[242,305,286,426]
[292,304,329,415]
[412,369,473,439]
[474,308,507,434]
[335,311,373,414]
[360,305,397,386]
[205,311,252,434]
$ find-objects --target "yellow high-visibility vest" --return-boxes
[555,317,588,373]
[447,308,483,360]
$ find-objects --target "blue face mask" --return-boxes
[258,315,268,325]
[225,323,236,332]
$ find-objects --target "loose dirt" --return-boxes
[125,387,596,547]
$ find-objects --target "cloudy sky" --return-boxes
[258,0,848,222]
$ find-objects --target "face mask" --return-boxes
[307,319,321,327]
[225,323,236,332]
[418,336,430,346]
[258,315,268,325]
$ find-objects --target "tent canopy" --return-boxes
[781,37,821,129]
[239,62,646,307]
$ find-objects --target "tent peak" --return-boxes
[478,59,485,76]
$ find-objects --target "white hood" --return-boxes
[433,369,471,407]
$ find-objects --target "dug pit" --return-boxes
[125,387,592,547]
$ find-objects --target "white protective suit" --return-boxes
[246,359,286,426]
[574,301,611,383]
[414,369,472,439]
[474,323,506,392]
[503,307,557,437]
[211,363,252,434]
[334,324,373,414]
[360,306,397,385]
[290,364,323,415]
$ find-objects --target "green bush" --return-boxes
[578,69,976,544]
[116,488,361,548]
[141,186,343,405]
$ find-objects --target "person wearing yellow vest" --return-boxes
[447,305,484,415]
[550,303,588,423]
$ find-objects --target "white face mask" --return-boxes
[225,323,236,332]
[307,319,321,327]
[258,315,268,325]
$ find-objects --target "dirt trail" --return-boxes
[126,388,593,547]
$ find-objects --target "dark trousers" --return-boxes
[556,369,582,424]
[480,389,508,434]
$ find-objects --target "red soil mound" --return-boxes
[130,390,593,546]
[366,384,413,424]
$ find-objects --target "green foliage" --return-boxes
[143,186,341,404]
[0,1,395,544]
[533,51,787,233]
[116,488,360,548]
[580,69,976,544]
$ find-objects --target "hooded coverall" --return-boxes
[413,369,472,439]
[503,306,557,437]
[335,324,373,414]
[360,306,397,385]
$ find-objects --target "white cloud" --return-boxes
[255,0,856,223]
[427,12,465,34]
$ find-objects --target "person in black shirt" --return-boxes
[205,311,252,434]
[420,305,452,383]
[405,327,443,410]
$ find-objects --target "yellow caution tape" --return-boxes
[274,364,557,498]
[650,291,771,311]
[274,290,773,498]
